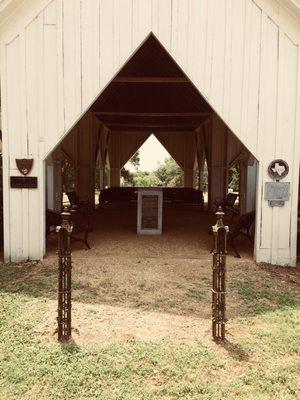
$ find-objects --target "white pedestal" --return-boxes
[137,189,163,235]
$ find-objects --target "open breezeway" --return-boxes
[46,204,254,261]
[45,34,257,265]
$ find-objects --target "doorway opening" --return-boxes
[45,34,257,260]
[120,134,183,188]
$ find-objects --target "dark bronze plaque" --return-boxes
[10,176,38,189]
[141,195,159,230]
[16,158,34,175]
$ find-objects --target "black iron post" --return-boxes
[212,207,229,341]
[56,211,73,343]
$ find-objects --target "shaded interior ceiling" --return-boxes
[90,34,213,132]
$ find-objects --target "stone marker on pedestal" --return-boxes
[137,188,163,235]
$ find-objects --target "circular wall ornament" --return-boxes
[267,159,289,181]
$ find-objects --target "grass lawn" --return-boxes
[0,259,299,400]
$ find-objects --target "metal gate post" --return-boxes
[56,211,73,343]
[212,207,229,341]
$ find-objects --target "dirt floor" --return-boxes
[42,204,269,347]
[46,203,252,259]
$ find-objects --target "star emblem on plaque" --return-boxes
[265,159,290,207]
[267,159,289,181]
[16,158,34,176]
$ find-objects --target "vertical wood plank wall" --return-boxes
[0,0,299,265]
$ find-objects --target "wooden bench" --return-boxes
[99,187,204,207]
[66,191,89,212]
[46,210,92,249]
[214,193,238,212]
[210,211,255,258]
[172,188,204,207]
[228,211,255,258]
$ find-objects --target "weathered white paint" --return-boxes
[0,0,299,265]
[46,149,62,213]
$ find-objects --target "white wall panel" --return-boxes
[170,0,190,69]
[240,0,254,147]
[276,34,298,253]
[25,17,39,155]
[56,0,65,137]
[62,0,82,128]
[186,0,208,88]
[258,16,279,252]
[222,0,233,120]
[210,0,226,113]
[151,0,172,50]
[118,0,133,66]
[245,3,262,154]
[6,35,22,160]
[203,0,215,98]
[6,35,24,261]
[132,0,151,49]
[36,12,45,156]
[99,0,114,88]
[43,15,59,152]
[81,0,100,108]
[228,0,246,137]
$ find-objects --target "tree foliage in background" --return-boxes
[195,162,208,191]
[154,157,183,187]
[61,158,76,192]
[129,152,140,168]
[228,165,239,192]
[121,151,140,186]
[121,156,183,187]
[132,171,160,187]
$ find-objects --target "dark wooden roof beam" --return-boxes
[107,123,199,128]
[94,111,210,117]
[113,77,189,83]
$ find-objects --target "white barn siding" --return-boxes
[0,0,299,265]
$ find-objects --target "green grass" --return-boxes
[0,263,299,399]
[186,288,204,300]
[229,279,300,315]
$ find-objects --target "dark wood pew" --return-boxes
[46,209,92,249]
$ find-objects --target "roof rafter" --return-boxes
[94,111,210,117]
[113,77,189,83]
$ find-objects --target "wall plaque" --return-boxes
[267,159,289,181]
[16,158,34,176]
[137,189,163,235]
[142,195,159,229]
[10,176,38,189]
[265,182,290,207]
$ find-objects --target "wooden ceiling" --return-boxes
[90,34,213,132]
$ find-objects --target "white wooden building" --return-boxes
[0,0,299,266]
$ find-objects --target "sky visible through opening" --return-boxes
[124,134,169,172]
